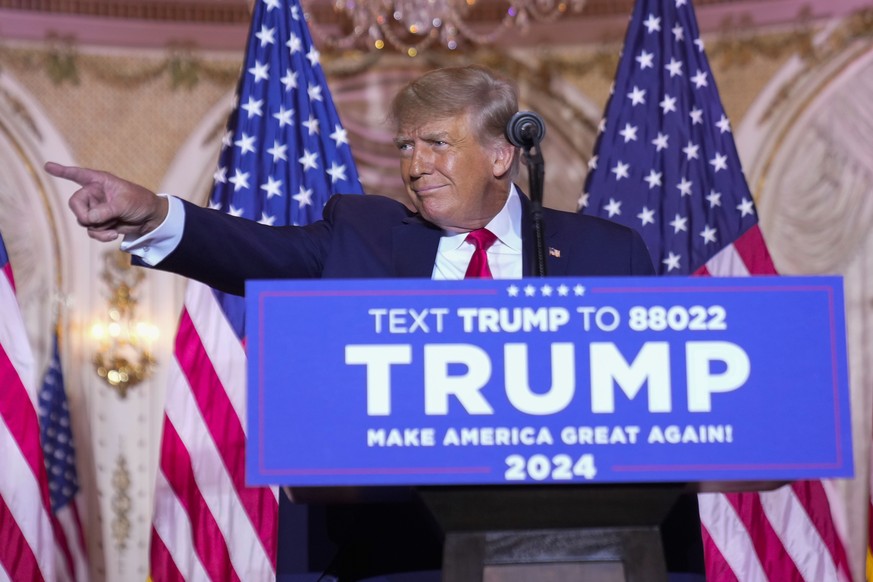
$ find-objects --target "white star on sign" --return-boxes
[524,285,537,297]
[557,285,569,296]
[540,284,553,297]
[507,285,519,297]
[573,285,586,296]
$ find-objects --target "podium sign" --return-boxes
[246,276,852,487]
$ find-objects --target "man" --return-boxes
[47,66,697,580]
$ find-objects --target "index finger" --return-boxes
[44,162,104,187]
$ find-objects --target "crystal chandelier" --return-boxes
[304,0,587,56]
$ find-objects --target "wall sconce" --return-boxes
[90,250,158,398]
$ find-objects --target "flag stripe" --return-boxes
[699,522,739,582]
[0,474,46,582]
[699,493,768,581]
[56,504,89,582]
[758,486,839,581]
[149,525,187,582]
[159,418,242,582]
[788,481,851,581]
[1,235,56,581]
[175,307,277,560]
[727,491,805,579]
[151,472,209,582]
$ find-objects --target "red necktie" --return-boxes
[464,228,497,279]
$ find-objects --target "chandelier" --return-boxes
[90,250,159,398]
[303,0,588,56]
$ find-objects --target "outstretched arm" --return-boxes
[45,161,168,242]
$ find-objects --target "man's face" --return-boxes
[395,113,511,233]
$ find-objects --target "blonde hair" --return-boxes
[389,65,518,147]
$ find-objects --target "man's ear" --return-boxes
[492,142,517,178]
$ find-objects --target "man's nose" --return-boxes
[409,147,432,178]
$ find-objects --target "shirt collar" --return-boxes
[442,185,523,251]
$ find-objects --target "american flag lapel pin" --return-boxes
[549,247,561,258]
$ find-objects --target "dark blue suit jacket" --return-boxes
[156,190,654,294]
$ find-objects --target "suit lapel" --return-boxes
[518,189,568,277]
[392,215,444,277]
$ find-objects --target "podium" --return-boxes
[250,277,852,581]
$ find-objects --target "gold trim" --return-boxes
[110,454,132,551]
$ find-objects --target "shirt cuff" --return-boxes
[120,194,185,266]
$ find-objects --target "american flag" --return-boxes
[39,333,90,581]
[581,0,852,579]
[148,0,362,579]
[0,231,56,581]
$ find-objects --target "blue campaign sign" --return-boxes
[246,276,852,487]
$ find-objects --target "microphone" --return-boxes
[506,111,546,148]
